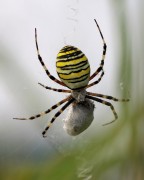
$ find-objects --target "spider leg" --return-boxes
[87,92,130,102]
[86,95,118,125]
[35,28,65,87]
[89,19,107,81]
[42,98,74,137]
[38,82,71,93]
[87,70,104,88]
[13,96,72,120]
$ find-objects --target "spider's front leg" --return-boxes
[42,98,74,137]
[86,95,118,125]
[13,96,72,121]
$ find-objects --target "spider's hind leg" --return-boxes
[89,19,107,81]
[35,28,65,87]
[87,70,104,89]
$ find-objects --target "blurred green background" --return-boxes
[0,0,143,180]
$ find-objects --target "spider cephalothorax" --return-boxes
[62,89,94,136]
[14,19,129,137]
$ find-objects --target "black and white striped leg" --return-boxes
[89,19,107,81]
[35,28,65,87]
[42,98,75,137]
[86,95,118,125]
[87,92,130,102]
[87,70,104,88]
[13,96,72,121]
[38,82,71,93]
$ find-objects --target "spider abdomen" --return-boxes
[63,99,95,136]
[56,45,90,90]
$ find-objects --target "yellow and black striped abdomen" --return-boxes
[56,45,90,90]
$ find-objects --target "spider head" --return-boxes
[71,89,87,102]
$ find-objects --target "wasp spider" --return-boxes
[14,19,129,137]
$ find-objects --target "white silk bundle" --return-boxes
[63,99,95,136]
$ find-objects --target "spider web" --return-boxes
[63,0,80,45]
